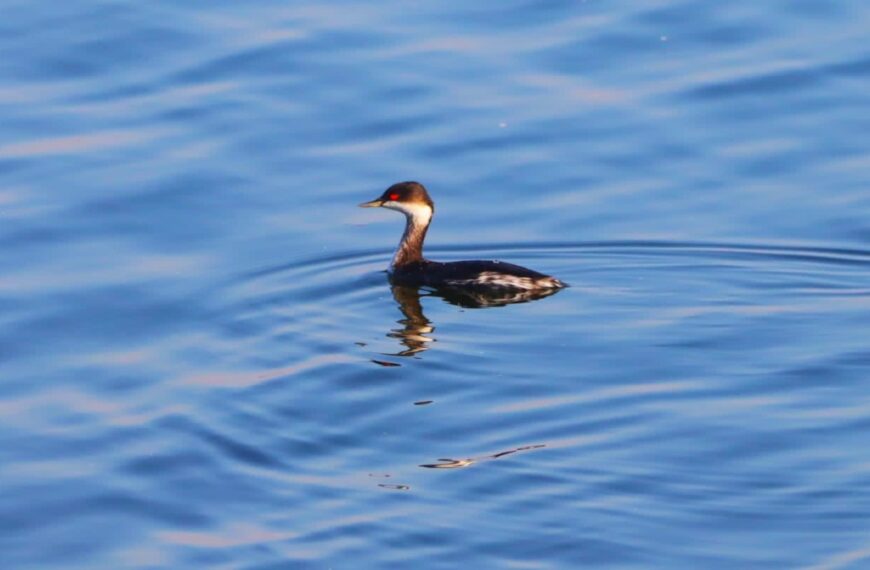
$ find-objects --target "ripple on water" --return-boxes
[3,226,870,569]
[213,240,870,500]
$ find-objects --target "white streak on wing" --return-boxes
[445,271,564,291]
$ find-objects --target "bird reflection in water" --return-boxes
[376,283,556,483]
[387,284,435,357]
[386,282,563,357]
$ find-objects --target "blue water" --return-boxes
[2,1,869,568]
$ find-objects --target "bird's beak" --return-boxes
[358,198,384,208]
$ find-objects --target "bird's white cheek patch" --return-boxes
[385,202,432,225]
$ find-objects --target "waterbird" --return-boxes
[359,181,566,291]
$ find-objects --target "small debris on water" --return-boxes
[420,444,546,469]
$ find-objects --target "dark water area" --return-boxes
[2,1,869,568]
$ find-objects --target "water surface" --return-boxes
[1,1,869,568]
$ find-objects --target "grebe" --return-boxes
[359,181,566,291]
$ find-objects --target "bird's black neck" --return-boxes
[391,208,432,269]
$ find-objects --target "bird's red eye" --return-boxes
[389,193,399,200]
